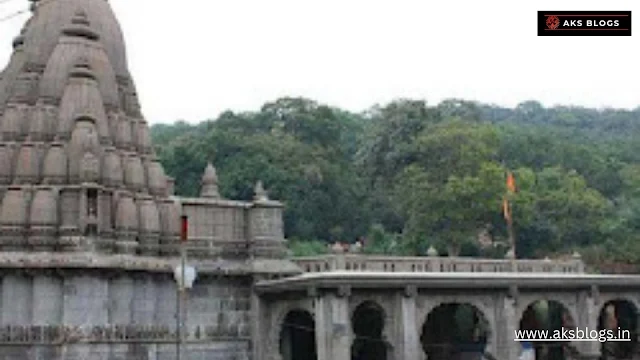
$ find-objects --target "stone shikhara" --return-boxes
[0,0,292,358]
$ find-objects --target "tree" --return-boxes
[152,96,640,266]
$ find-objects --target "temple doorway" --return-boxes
[598,299,638,359]
[279,309,317,360]
[421,303,489,360]
[351,301,388,360]
[519,300,575,360]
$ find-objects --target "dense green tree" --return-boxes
[152,97,640,267]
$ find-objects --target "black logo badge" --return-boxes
[538,11,631,36]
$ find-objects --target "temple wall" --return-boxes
[0,270,252,360]
[180,197,286,259]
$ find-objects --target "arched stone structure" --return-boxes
[417,295,497,356]
[518,300,577,360]
[420,302,491,360]
[351,301,389,360]
[279,309,317,360]
[254,270,640,360]
[598,299,638,359]
[268,300,315,360]
[516,295,579,329]
[349,295,395,351]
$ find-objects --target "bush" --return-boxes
[287,238,328,257]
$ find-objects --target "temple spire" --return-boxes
[200,163,220,198]
[254,180,268,201]
[0,0,172,254]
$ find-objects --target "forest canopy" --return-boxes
[151,98,640,266]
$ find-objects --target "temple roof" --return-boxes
[0,0,289,262]
[0,0,175,253]
[0,0,159,187]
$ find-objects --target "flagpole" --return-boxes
[507,207,516,258]
[504,171,517,265]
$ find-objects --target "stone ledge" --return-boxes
[255,271,640,293]
[175,196,251,208]
[0,324,251,344]
[0,252,299,275]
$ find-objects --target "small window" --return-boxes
[87,189,98,217]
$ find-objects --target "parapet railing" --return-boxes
[294,254,585,274]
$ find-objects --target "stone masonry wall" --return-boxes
[0,270,252,360]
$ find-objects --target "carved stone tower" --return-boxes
[0,1,296,358]
[0,0,177,254]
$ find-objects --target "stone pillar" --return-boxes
[395,286,421,360]
[248,186,287,259]
[577,287,600,357]
[315,287,351,360]
[496,291,519,360]
[251,285,267,360]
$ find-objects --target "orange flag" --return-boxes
[506,172,516,193]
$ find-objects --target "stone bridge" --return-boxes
[252,254,640,360]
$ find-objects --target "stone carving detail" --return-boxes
[137,195,161,255]
[80,152,99,183]
[114,192,139,254]
[14,142,40,184]
[426,246,438,257]
[10,71,40,104]
[0,144,14,184]
[102,146,123,187]
[134,120,152,154]
[201,163,220,198]
[158,199,180,256]
[146,158,167,196]
[124,154,145,192]
[115,116,133,149]
[337,285,351,298]
[254,180,268,201]
[29,102,56,141]
[28,187,58,250]
[1,104,27,140]
[404,285,418,298]
[42,142,67,184]
[0,324,238,344]
[0,187,29,250]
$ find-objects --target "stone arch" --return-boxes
[278,309,317,360]
[349,296,394,343]
[351,301,389,360]
[516,296,579,330]
[598,293,640,317]
[269,300,315,360]
[418,297,497,354]
[598,298,638,359]
[420,302,492,360]
[518,300,577,360]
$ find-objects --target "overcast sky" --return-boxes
[1,0,639,124]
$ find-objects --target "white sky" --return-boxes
[0,0,639,124]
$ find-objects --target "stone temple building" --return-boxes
[3,2,640,360]
[0,0,297,358]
